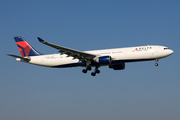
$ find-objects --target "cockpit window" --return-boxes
[164,48,169,50]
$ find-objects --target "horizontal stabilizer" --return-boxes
[6,54,30,62]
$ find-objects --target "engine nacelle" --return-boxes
[94,56,112,65]
[109,63,125,70]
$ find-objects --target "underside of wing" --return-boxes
[38,37,96,62]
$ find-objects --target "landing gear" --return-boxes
[82,66,100,76]
[87,66,92,71]
[82,69,87,73]
[91,66,100,76]
[155,63,158,66]
[155,59,159,66]
[82,60,92,74]
[95,69,100,74]
[82,60,100,76]
[82,66,92,74]
[91,72,96,76]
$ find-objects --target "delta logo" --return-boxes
[135,47,152,51]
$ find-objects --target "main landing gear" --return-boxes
[91,67,100,76]
[155,59,159,66]
[82,66,100,76]
[82,66,91,73]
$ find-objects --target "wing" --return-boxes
[38,37,96,62]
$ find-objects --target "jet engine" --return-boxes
[109,63,125,70]
[94,56,112,65]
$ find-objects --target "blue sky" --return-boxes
[0,0,180,120]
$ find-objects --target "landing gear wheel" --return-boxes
[82,69,87,73]
[87,66,92,71]
[95,70,100,74]
[155,63,158,66]
[91,72,96,76]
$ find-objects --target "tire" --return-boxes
[91,72,96,76]
[87,66,92,71]
[155,63,158,66]
[95,70,100,74]
[82,69,87,73]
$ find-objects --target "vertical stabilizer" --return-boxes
[14,36,42,57]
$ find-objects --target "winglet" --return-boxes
[37,37,45,43]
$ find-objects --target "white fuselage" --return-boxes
[18,45,173,68]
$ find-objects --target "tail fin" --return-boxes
[14,36,43,57]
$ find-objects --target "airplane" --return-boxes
[7,36,174,76]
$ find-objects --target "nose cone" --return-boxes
[166,49,174,56]
[170,49,174,55]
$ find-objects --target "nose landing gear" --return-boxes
[155,59,159,66]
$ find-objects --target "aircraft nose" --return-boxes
[168,49,174,55]
[170,49,174,54]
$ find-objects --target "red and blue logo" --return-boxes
[14,37,42,57]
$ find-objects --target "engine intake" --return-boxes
[94,56,112,65]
